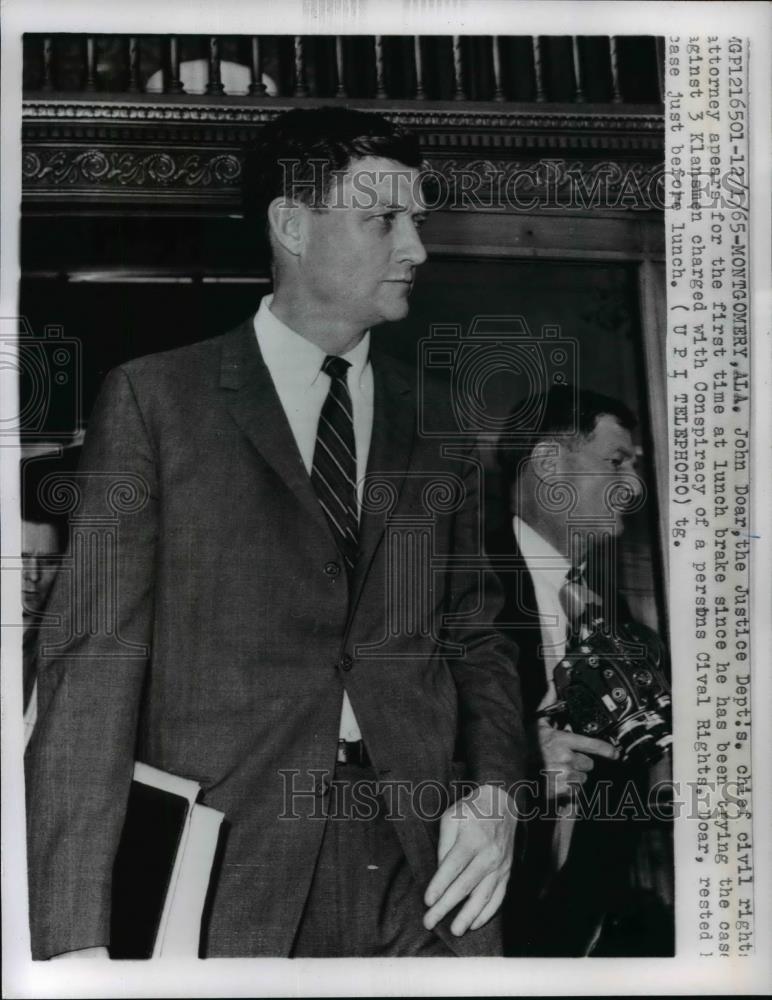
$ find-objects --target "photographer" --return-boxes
[487,384,673,957]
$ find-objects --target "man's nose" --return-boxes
[625,467,645,502]
[23,557,41,582]
[398,220,428,266]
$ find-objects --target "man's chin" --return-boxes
[377,298,411,323]
[603,521,624,541]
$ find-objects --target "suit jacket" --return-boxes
[485,519,649,957]
[25,319,526,960]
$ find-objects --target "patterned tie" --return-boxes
[559,563,603,641]
[311,355,359,571]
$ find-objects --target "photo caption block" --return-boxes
[666,34,754,959]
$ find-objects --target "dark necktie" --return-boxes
[311,355,359,571]
[559,563,603,642]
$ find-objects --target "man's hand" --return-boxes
[535,719,619,800]
[423,783,516,937]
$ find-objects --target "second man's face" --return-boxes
[558,414,643,537]
[300,155,428,332]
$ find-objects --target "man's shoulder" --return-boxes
[118,319,252,384]
[121,336,221,375]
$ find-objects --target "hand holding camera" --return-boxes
[539,614,673,769]
[534,718,621,801]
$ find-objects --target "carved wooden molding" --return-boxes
[22,145,665,213]
[22,97,664,211]
[22,98,663,152]
[23,146,242,191]
[426,158,665,212]
[23,98,663,128]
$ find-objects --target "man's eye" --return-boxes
[376,212,395,227]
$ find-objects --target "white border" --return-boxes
[2,2,770,997]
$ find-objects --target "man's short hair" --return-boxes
[497,384,637,486]
[243,106,422,249]
[21,493,68,552]
[20,452,80,552]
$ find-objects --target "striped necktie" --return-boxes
[311,355,359,571]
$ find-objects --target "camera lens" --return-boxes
[616,711,672,765]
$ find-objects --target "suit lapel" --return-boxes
[219,320,329,533]
[349,349,415,607]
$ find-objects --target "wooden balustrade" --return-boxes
[22,33,664,104]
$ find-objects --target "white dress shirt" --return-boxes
[512,516,571,708]
[254,295,373,741]
[512,515,576,868]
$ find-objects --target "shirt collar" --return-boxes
[253,294,371,388]
[512,515,571,584]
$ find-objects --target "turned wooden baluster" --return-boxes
[85,36,97,92]
[127,37,140,93]
[491,36,504,102]
[206,36,225,95]
[413,36,425,99]
[571,35,585,102]
[41,37,54,92]
[335,36,347,97]
[608,36,623,103]
[166,36,184,94]
[375,36,387,98]
[293,36,308,97]
[531,35,546,102]
[249,36,267,95]
[452,35,466,100]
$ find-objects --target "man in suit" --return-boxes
[487,384,672,956]
[25,107,526,959]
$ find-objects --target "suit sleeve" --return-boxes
[443,447,528,795]
[25,367,158,960]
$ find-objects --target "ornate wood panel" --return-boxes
[22,98,664,214]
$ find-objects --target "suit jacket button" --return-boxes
[339,653,353,672]
[324,561,341,578]
[315,777,331,797]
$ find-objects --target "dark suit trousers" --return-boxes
[291,762,453,957]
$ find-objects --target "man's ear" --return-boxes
[530,438,561,478]
[266,197,305,257]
